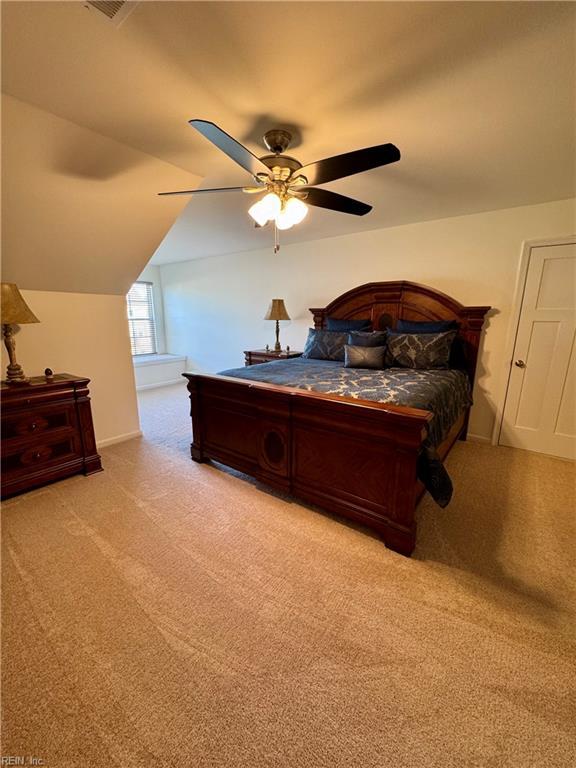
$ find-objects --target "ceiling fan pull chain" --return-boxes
[274,222,280,253]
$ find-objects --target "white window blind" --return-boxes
[127,282,157,356]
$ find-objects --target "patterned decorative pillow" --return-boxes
[387,330,457,369]
[302,329,348,361]
[396,319,459,333]
[347,330,388,347]
[326,317,372,332]
[344,345,386,370]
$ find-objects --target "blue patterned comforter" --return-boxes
[219,358,471,506]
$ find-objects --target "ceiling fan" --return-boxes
[159,120,401,231]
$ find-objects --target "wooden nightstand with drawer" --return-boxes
[244,349,303,366]
[1,373,102,499]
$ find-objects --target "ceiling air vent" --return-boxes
[84,1,139,27]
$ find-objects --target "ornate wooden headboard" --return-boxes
[309,281,490,386]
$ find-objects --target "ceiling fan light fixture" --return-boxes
[285,196,308,225]
[275,197,308,230]
[248,192,282,226]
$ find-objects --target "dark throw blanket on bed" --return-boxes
[219,358,471,507]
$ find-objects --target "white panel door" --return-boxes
[500,242,576,460]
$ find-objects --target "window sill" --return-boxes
[132,354,186,368]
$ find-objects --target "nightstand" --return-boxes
[244,349,303,366]
[1,373,102,499]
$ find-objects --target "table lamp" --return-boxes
[264,299,290,352]
[1,283,40,384]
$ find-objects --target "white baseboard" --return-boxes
[136,378,184,392]
[466,433,492,444]
[97,430,143,449]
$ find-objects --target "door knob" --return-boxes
[514,360,526,368]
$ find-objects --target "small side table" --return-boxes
[244,349,303,367]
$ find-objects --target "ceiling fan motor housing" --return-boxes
[259,153,303,178]
[259,130,305,182]
[263,129,292,154]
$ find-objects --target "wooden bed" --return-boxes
[183,281,490,556]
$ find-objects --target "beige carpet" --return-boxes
[2,383,575,767]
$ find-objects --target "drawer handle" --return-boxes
[34,452,42,461]
[30,423,37,431]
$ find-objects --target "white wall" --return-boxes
[1,291,141,447]
[159,198,575,441]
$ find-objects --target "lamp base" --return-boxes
[4,363,29,385]
[2,325,29,384]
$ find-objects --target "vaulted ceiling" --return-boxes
[1,94,197,294]
[2,1,575,267]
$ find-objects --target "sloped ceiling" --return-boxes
[1,95,198,293]
[2,1,575,267]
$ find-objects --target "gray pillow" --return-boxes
[302,329,348,361]
[387,331,457,369]
[344,344,386,370]
[347,330,388,347]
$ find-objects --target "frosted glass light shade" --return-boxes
[285,197,308,225]
[275,212,292,230]
[276,197,308,230]
[248,193,281,226]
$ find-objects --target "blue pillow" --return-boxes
[302,329,348,361]
[396,319,459,333]
[326,317,372,332]
[347,330,388,348]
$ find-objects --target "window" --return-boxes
[126,282,157,356]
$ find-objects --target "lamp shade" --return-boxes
[264,299,290,321]
[1,283,40,324]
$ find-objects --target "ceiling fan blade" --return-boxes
[158,186,255,197]
[295,143,400,186]
[300,187,372,216]
[190,120,271,178]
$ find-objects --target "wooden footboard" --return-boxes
[184,372,436,556]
